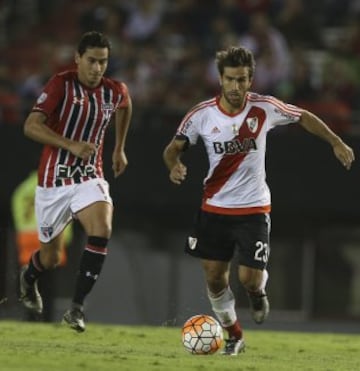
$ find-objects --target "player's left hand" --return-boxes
[333,142,355,170]
[112,150,128,177]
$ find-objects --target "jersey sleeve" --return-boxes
[266,96,302,130]
[175,109,201,145]
[32,74,65,118]
[117,82,130,108]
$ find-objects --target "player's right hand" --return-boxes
[69,141,97,161]
[333,141,355,170]
[170,163,187,185]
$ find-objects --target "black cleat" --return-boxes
[248,290,270,324]
[62,308,86,332]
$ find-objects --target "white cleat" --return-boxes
[19,266,43,314]
[221,338,246,355]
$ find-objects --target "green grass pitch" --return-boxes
[0,320,359,371]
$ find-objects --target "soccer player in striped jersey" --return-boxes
[163,46,354,355]
[19,31,132,332]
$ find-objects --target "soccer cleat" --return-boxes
[62,308,86,332]
[221,338,246,355]
[248,290,270,324]
[19,266,43,314]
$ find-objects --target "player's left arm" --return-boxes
[299,110,355,170]
[163,138,188,185]
[112,95,132,178]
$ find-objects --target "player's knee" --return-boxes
[103,224,112,238]
[89,224,112,239]
[40,251,61,269]
[242,280,260,292]
[206,275,228,294]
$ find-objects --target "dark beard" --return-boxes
[223,92,243,109]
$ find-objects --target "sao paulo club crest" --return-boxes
[102,103,114,120]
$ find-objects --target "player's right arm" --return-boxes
[299,110,354,170]
[163,138,188,185]
[24,111,97,161]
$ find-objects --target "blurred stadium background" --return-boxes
[1,0,360,330]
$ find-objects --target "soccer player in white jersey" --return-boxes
[19,31,132,332]
[163,46,354,355]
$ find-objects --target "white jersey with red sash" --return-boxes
[175,92,302,215]
[32,70,129,188]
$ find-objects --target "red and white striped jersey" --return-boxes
[32,70,129,187]
[175,92,302,215]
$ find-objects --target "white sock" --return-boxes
[207,286,237,327]
[259,269,269,292]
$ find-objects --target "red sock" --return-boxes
[224,320,243,340]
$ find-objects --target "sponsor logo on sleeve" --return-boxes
[274,108,297,121]
[180,119,192,135]
[37,92,48,104]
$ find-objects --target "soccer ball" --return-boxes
[181,314,224,355]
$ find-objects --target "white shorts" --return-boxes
[35,178,113,243]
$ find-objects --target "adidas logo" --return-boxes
[211,126,221,133]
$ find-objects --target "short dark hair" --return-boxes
[77,31,111,56]
[215,46,256,79]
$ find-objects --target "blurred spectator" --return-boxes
[205,14,240,54]
[320,0,352,27]
[213,0,252,36]
[17,38,74,117]
[123,0,165,42]
[239,12,291,94]
[0,87,21,125]
[79,0,128,36]
[164,0,217,42]
[1,0,359,135]
[0,62,21,125]
[238,0,273,14]
[297,92,352,134]
[276,47,318,103]
[344,13,360,58]
[280,45,353,134]
[274,0,322,48]
[0,1,10,47]
[321,18,360,111]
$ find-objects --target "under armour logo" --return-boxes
[73,96,85,105]
[86,271,99,280]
